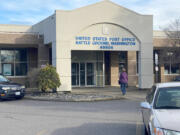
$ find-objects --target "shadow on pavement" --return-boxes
[51,122,140,135]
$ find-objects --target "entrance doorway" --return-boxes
[105,51,111,85]
[72,62,95,87]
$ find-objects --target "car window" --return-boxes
[146,86,156,103]
[154,87,180,109]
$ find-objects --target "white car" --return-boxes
[141,82,180,135]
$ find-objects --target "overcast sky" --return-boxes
[0,0,179,30]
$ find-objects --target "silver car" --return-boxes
[141,82,180,135]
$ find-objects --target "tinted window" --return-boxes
[154,87,180,109]
[1,50,14,63]
[0,49,28,76]
[146,86,156,103]
[15,49,27,62]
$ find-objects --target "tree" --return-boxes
[163,18,180,46]
[38,65,61,92]
[160,18,180,65]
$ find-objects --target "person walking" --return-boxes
[119,68,128,95]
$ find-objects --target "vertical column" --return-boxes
[128,51,138,86]
[52,41,56,67]
[103,51,105,87]
[28,48,38,70]
[55,40,72,91]
[38,43,49,68]
[110,52,119,86]
[160,66,165,82]
[138,42,153,89]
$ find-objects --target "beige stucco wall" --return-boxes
[54,0,153,91]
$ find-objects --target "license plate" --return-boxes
[15,92,21,95]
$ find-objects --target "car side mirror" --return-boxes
[140,102,151,109]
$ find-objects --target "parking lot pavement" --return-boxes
[0,99,145,135]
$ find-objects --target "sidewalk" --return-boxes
[25,86,149,102]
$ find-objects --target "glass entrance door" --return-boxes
[80,63,85,86]
[87,63,95,85]
[72,63,79,86]
[72,62,95,87]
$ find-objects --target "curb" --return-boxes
[24,96,126,102]
[24,95,145,102]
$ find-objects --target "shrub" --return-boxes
[26,68,40,88]
[38,65,61,92]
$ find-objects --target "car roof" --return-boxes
[156,82,180,88]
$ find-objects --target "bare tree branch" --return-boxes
[163,18,180,46]
[157,18,180,66]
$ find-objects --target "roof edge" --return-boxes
[55,0,151,16]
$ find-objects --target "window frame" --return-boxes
[164,63,180,75]
[0,48,28,77]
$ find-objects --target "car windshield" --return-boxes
[0,75,9,82]
[155,87,180,109]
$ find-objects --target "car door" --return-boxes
[142,85,156,130]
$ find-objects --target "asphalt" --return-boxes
[25,86,149,102]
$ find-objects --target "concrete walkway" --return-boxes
[72,86,148,100]
[25,86,149,102]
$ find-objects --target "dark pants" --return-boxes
[120,83,127,95]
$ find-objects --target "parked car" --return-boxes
[0,75,25,100]
[141,82,180,135]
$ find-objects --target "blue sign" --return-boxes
[75,36,136,49]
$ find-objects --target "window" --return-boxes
[118,52,127,73]
[146,86,156,103]
[161,51,180,75]
[0,49,28,76]
[154,87,180,109]
[164,63,180,74]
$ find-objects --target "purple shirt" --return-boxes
[119,72,128,84]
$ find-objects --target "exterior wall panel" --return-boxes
[55,1,153,90]
[110,52,119,86]
[128,51,138,86]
